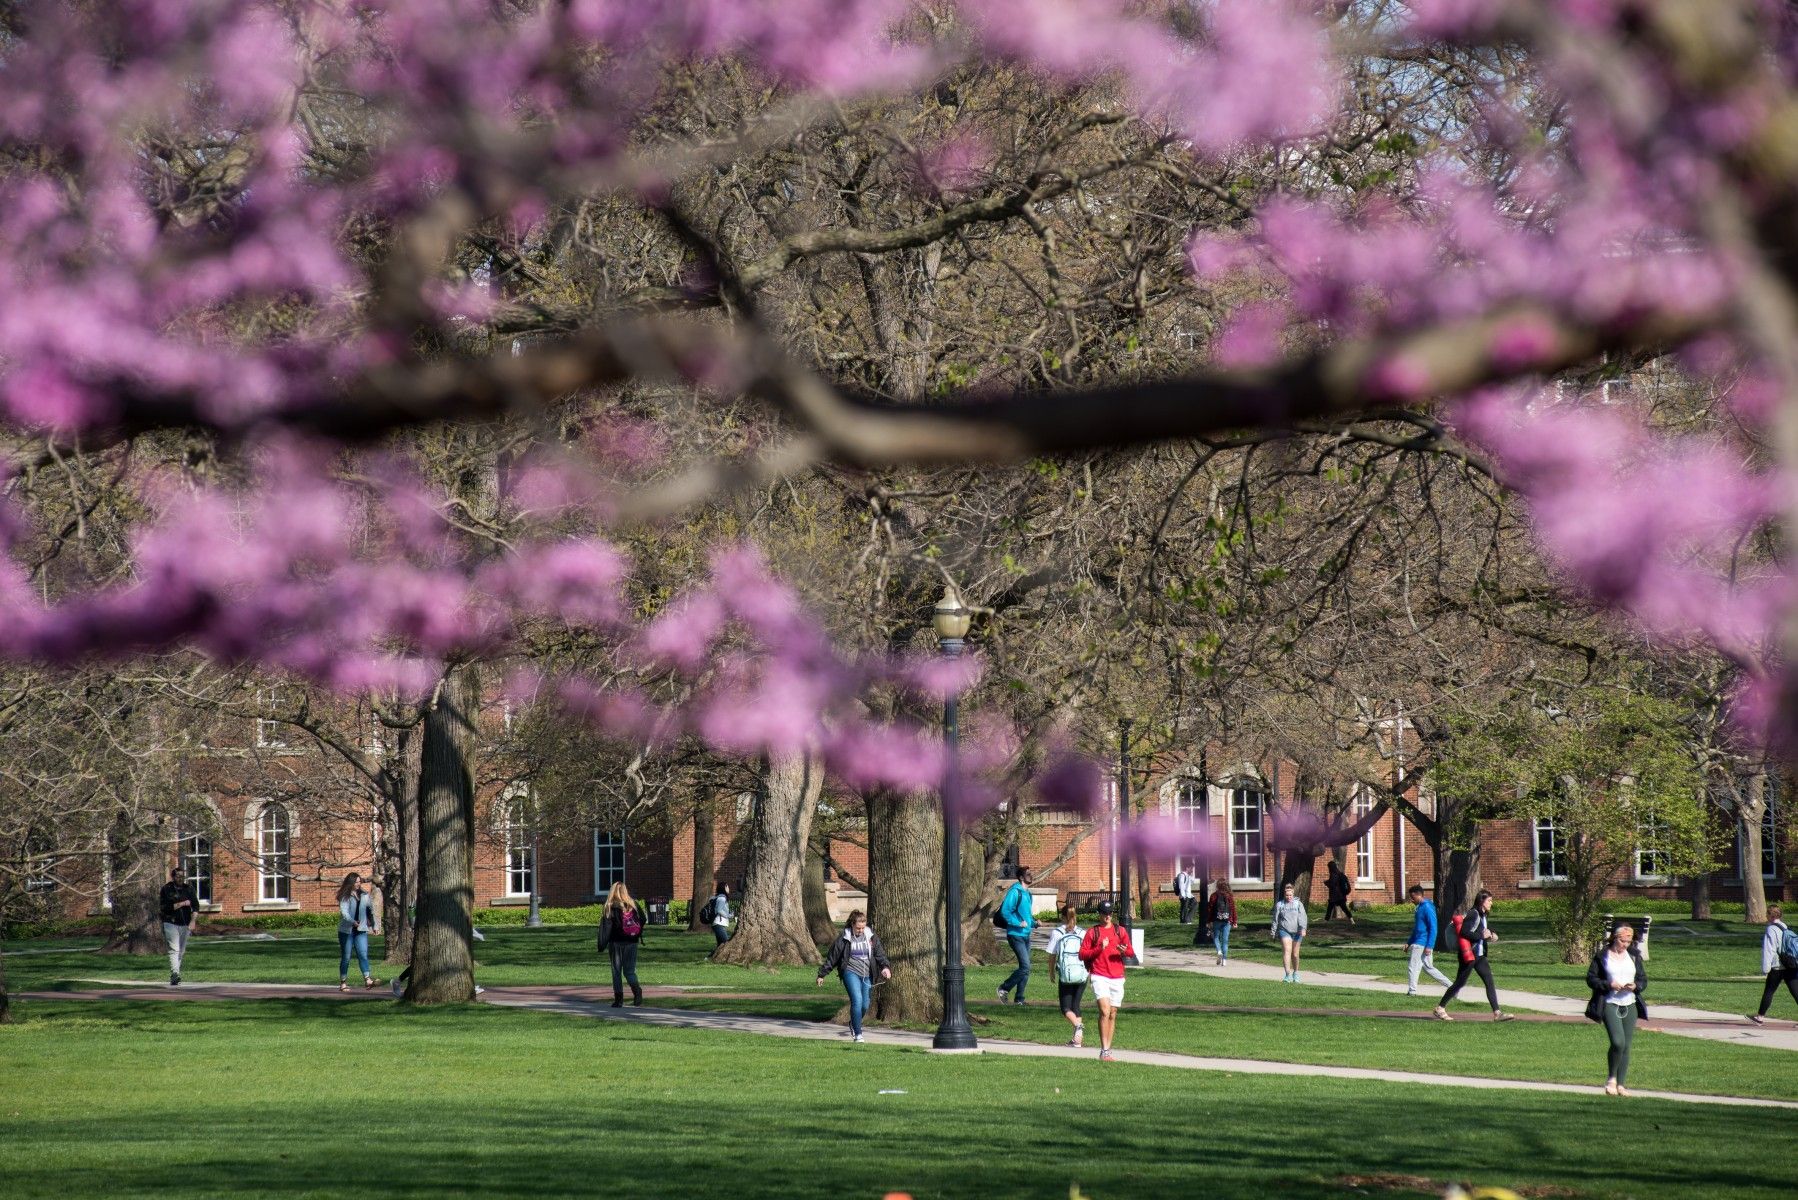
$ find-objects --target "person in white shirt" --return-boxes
[1045,904,1088,1047]
[1749,905,1798,1024]
[1583,921,1647,1096]
[1173,868,1196,925]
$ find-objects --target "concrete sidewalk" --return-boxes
[1139,946,1798,1051]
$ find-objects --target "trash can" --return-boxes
[646,898,670,926]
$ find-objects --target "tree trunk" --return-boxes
[711,752,821,965]
[385,725,421,965]
[0,941,9,1024]
[866,787,943,1024]
[1742,770,1770,924]
[1689,870,1713,920]
[688,796,716,932]
[1435,839,1483,952]
[100,813,165,956]
[1279,848,1318,904]
[405,664,480,1004]
[803,838,838,946]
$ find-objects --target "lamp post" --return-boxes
[1118,717,1133,929]
[931,585,978,1052]
[526,825,543,928]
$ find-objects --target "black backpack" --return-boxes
[699,898,717,925]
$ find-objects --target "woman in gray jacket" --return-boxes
[1272,883,1308,983]
[336,873,380,992]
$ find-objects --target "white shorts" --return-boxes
[1090,974,1125,1008]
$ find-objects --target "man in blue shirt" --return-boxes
[996,867,1037,1005]
[1405,883,1452,995]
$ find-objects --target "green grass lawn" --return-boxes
[9,922,1796,1104]
[1147,907,1780,1014]
[3,999,1793,1200]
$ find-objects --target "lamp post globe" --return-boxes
[931,584,978,1052]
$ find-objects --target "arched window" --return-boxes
[256,805,291,902]
[502,792,533,898]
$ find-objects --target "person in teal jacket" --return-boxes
[996,867,1037,1004]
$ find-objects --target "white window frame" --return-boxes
[254,688,286,750]
[1532,817,1567,881]
[735,794,753,823]
[1172,777,1206,877]
[592,829,626,895]
[1228,784,1266,882]
[24,831,57,892]
[1353,787,1377,882]
[1740,801,1780,880]
[183,834,214,904]
[1634,810,1671,881]
[257,804,292,902]
[501,791,533,898]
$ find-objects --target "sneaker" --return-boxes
[170,972,180,987]
[1072,1024,1084,1048]
[610,999,624,1008]
[1013,998,1027,1007]
[1493,1011,1515,1022]
[1433,1007,1453,1021]
[1406,988,1417,996]
[1099,1049,1115,1062]
[1748,1013,1767,1025]
[997,987,1009,1003]
[1215,955,1223,966]
[852,1033,865,1043]
[1292,973,1301,983]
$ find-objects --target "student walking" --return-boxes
[158,867,201,986]
[1749,904,1798,1024]
[1208,880,1237,965]
[1272,883,1308,982]
[996,866,1037,1005]
[816,909,891,1043]
[598,881,646,1007]
[1435,890,1513,1021]
[336,874,380,991]
[1079,900,1132,1061]
[1045,904,1087,1047]
[1404,884,1452,994]
[1585,921,1648,1095]
[1173,867,1197,924]
[1324,862,1356,924]
[703,881,733,947]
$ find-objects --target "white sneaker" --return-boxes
[852,1033,865,1043]
[996,988,1008,1003]
[1072,1024,1084,1048]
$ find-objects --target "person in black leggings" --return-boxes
[1434,891,1514,1022]
[1750,905,1798,1024]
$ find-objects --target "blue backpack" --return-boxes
[1780,924,1798,971]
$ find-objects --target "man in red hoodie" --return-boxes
[1080,900,1133,1061]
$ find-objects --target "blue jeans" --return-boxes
[1000,934,1031,1001]
[338,931,370,978]
[1212,921,1232,959]
[843,971,872,1035]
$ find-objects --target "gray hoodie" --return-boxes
[1272,898,1308,937]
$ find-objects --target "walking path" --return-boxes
[1139,945,1798,1052]
[14,981,1796,1111]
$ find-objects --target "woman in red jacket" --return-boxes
[1080,900,1133,1061]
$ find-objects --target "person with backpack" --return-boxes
[1208,880,1237,965]
[1434,890,1514,1021]
[1079,899,1132,1061]
[1749,904,1798,1024]
[335,873,380,992]
[1272,882,1308,982]
[995,866,1036,1005]
[597,881,646,1007]
[1585,920,1648,1095]
[1173,867,1196,924]
[1404,884,1452,995]
[1045,903,1087,1047]
[158,866,201,987]
[701,881,732,948]
[816,909,891,1043]
[1324,861,1356,924]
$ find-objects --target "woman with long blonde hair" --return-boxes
[596,880,645,1007]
